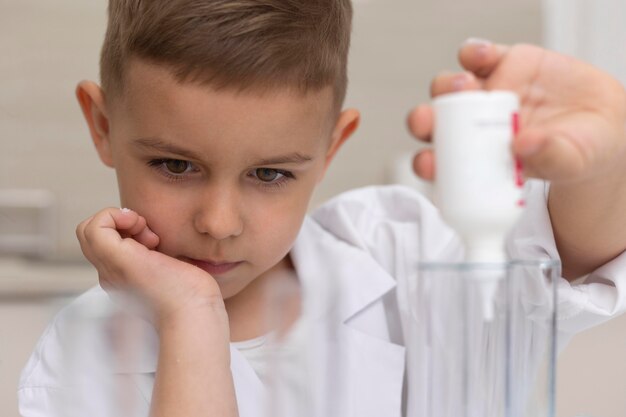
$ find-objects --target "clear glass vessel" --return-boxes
[405,260,559,417]
[263,269,346,417]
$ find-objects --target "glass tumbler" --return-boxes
[263,268,346,417]
[405,260,559,417]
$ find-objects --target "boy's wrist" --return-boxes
[156,302,231,342]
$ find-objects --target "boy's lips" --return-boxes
[184,257,243,275]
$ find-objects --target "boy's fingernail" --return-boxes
[120,208,132,213]
[463,37,492,47]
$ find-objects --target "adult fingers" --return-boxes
[458,38,510,79]
[407,105,434,143]
[412,150,435,181]
[430,71,483,97]
[409,72,483,143]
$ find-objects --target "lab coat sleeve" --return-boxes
[18,379,149,417]
[18,387,67,417]
[18,317,77,417]
[18,288,152,417]
[312,184,464,276]
[506,179,626,336]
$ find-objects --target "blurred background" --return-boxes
[1,0,625,416]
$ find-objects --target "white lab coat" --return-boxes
[18,182,626,417]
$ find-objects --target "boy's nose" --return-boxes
[193,187,244,240]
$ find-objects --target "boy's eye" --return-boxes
[165,159,192,174]
[147,158,198,179]
[255,168,283,182]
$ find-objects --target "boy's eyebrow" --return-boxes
[133,137,202,160]
[253,153,314,165]
[132,137,314,165]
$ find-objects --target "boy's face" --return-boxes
[78,60,358,302]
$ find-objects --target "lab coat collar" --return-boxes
[289,216,406,417]
[290,216,398,323]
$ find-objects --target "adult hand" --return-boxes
[408,40,626,184]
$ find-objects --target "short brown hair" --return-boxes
[100,0,353,110]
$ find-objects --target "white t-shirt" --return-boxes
[232,334,274,383]
[232,317,309,388]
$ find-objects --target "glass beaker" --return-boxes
[263,268,346,417]
[405,260,559,417]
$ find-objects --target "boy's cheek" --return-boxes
[116,194,186,246]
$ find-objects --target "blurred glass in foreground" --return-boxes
[403,260,559,417]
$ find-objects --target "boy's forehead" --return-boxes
[109,59,337,155]
[117,59,337,128]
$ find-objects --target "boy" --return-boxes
[19,1,626,416]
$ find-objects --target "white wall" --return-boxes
[0,1,116,259]
[542,0,626,86]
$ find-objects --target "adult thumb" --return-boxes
[513,127,587,182]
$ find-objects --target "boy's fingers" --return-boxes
[430,71,483,97]
[407,104,433,142]
[77,208,160,279]
[76,215,94,242]
[413,150,435,181]
[76,216,97,262]
[82,208,144,243]
[81,210,122,245]
[116,210,160,249]
[110,208,147,236]
[458,39,509,79]
[133,226,160,249]
[120,214,148,238]
[81,209,145,264]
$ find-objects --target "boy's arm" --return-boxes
[151,307,238,417]
[76,208,239,417]
[409,41,626,280]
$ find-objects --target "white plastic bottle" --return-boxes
[432,90,524,319]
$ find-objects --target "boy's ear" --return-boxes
[76,81,114,167]
[322,108,360,175]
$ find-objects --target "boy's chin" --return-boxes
[216,275,255,301]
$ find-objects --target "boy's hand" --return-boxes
[408,40,626,183]
[76,208,226,330]
[78,209,236,416]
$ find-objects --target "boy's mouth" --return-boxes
[183,257,243,275]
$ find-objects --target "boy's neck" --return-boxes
[226,253,300,342]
